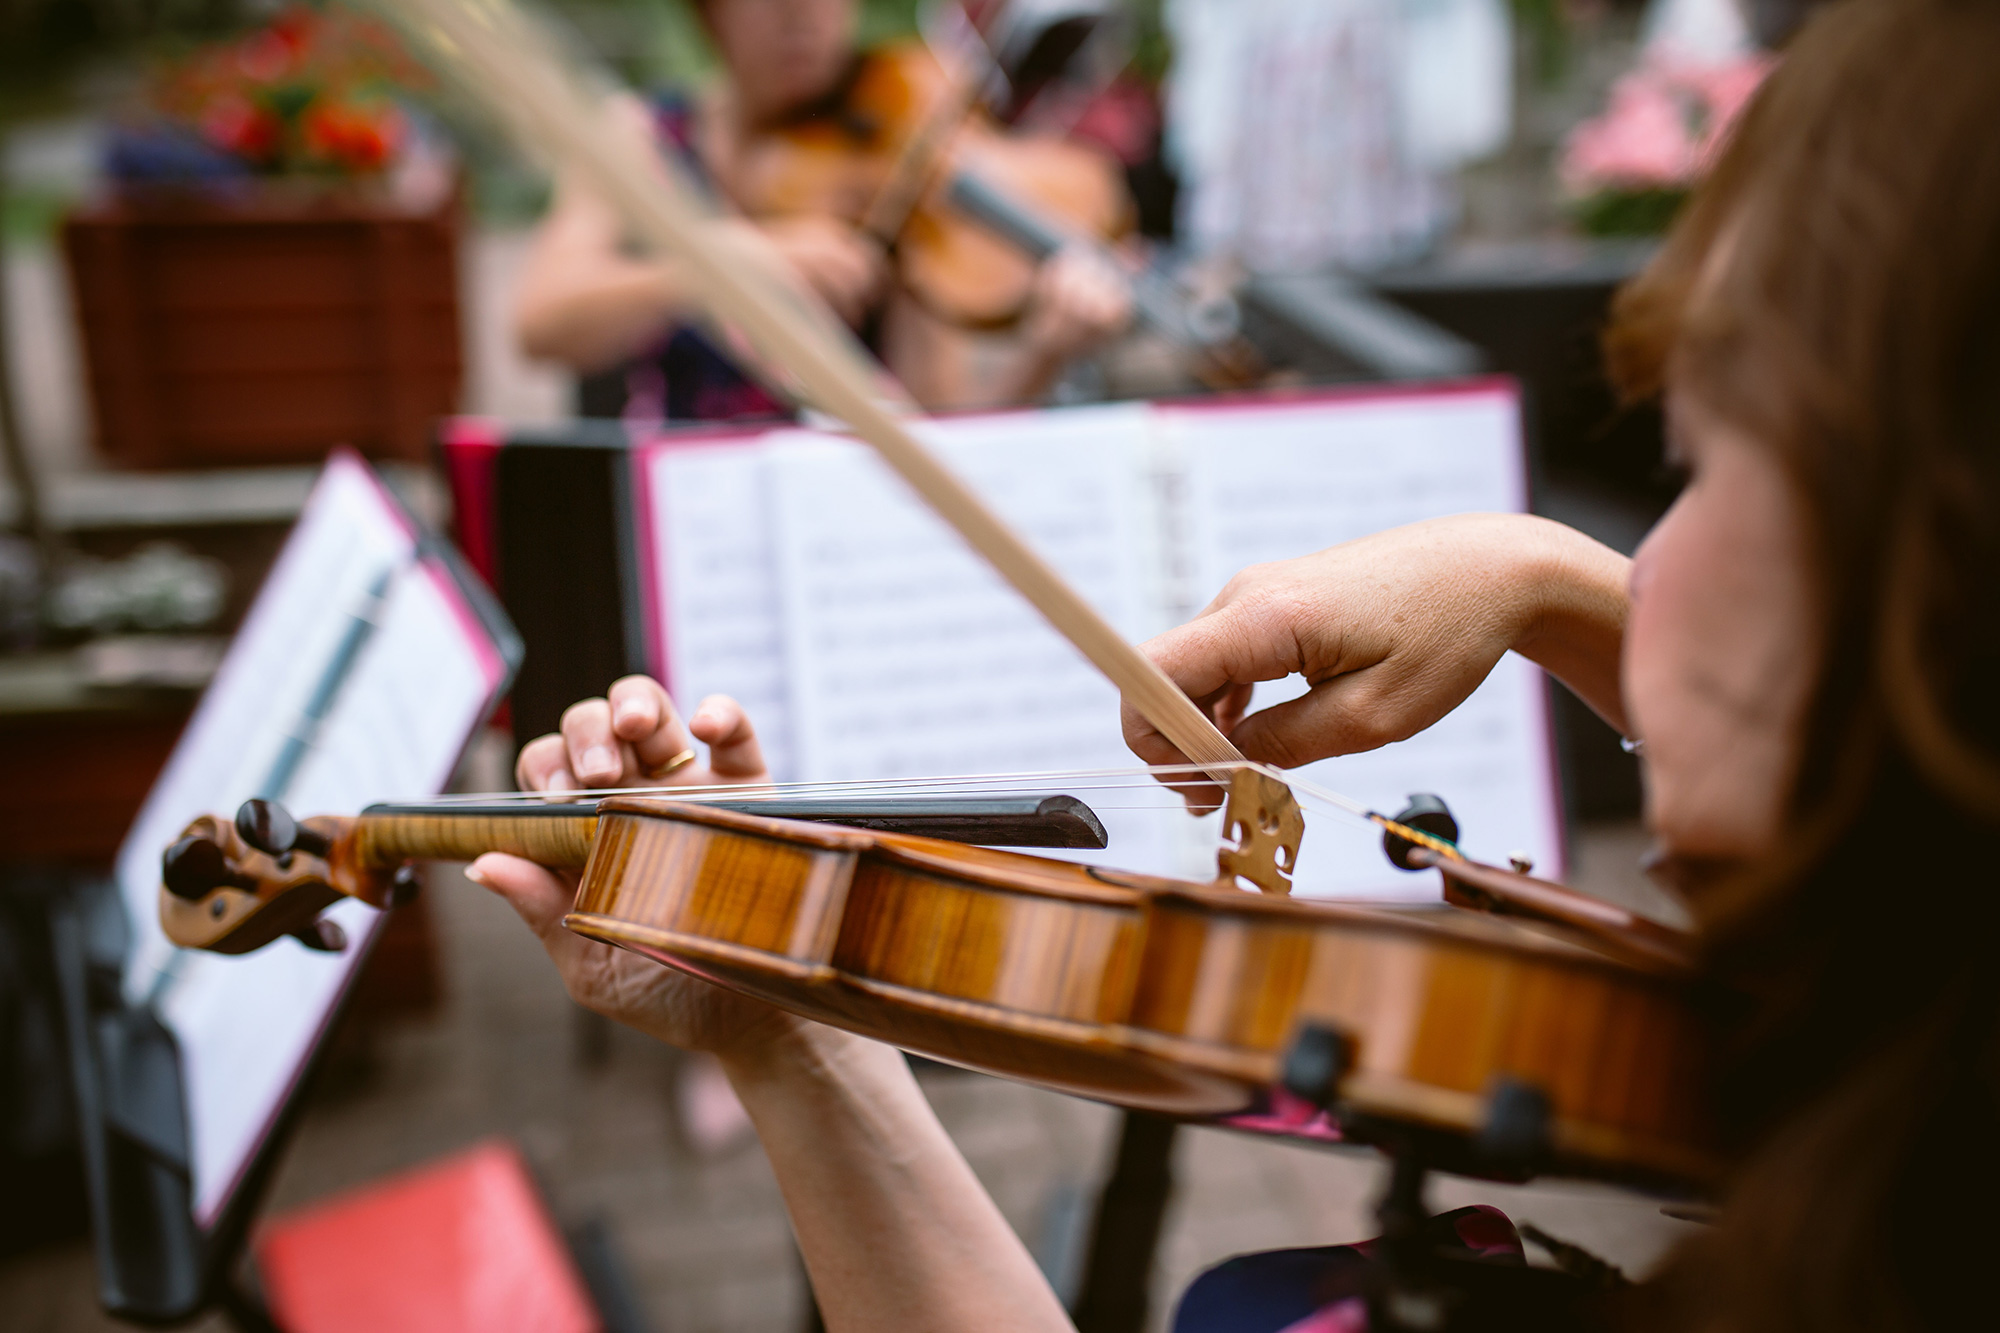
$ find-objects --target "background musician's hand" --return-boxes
[757,215,888,327]
[475,677,800,1056]
[515,674,770,790]
[1019,245,1132,361]
[1124,514,1632,778]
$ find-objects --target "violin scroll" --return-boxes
[157,801,386,955]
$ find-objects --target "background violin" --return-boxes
[724,42,1250,369]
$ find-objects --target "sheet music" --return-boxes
[640,441,797,781]
[113,453,505,1225]
[635,390,1564,890]
[1171,386,1566,899]
[765,404,1188,871]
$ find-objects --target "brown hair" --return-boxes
[1605,1,2000,1327]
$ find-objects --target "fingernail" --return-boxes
[464,860,491,886]
[580,746,618,777]
[613,700,646,731]
[548,770,576,792]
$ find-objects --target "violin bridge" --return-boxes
[1215,769,1305,895]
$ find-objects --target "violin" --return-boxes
[159,775,1713,1189]
[727,44,1122,328]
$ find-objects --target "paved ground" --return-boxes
[1,816,1699,1333]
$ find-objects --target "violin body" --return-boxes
[569,798,1716,1186]
[728,44,1131,328]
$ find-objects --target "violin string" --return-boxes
[405,763,1271,805]
[383,761,1452,849]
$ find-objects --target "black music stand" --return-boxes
[48,874,382,1328]
[46,461,521,1327]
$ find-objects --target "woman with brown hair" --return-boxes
[471,0,2000,1325]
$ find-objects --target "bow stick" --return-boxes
[377,0,1296,857]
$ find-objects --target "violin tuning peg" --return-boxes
[388,864,422,907]
[236,799,332,860]
[162,834,256,901]
[288,918,347,953]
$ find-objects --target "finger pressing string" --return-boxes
[689,695,767,780]
[609,675,698,778]
[516,733,574,792]
[561,698,628,785]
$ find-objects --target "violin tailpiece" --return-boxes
[1215,769,1305,895]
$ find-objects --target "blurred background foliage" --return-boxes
[0,0,1623,240]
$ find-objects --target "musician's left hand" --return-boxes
[514,674,769,790]
[471,677,799,1056]
[1020,245,1132,362]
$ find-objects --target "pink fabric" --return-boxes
[1276,1298,1369,1333]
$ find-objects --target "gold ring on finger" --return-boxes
[637,748,698,782]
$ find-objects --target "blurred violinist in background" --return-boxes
[513,0,1141,420]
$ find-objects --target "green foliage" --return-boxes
[856,0,922,46]
[1510,0,1571,85]
[0,0,254,118]
[541,0,922,90]
[1572,185,1688,237]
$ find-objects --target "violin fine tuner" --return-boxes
[1381,793,1461,871]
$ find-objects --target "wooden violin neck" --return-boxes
[347,810,599,871]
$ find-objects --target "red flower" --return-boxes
[301,98,404,173]
[147,4,424,179]
[200,92,282,165]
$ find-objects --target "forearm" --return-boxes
[1512,518,1632,735]
[722,1029,1073,1333]
[514,259,693,373]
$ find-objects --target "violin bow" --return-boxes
[377,0,1301,890]
[857,12,995,244]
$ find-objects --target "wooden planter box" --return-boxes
[62,188,463,467]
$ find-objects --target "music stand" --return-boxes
[51,452,519,1325]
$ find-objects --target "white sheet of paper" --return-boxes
[638,439,798,782]
[113,453,505,1225]
[1170,384,1566,899]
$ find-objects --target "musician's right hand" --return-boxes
[474,677,803,1058]
[1125,514,1633,779]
